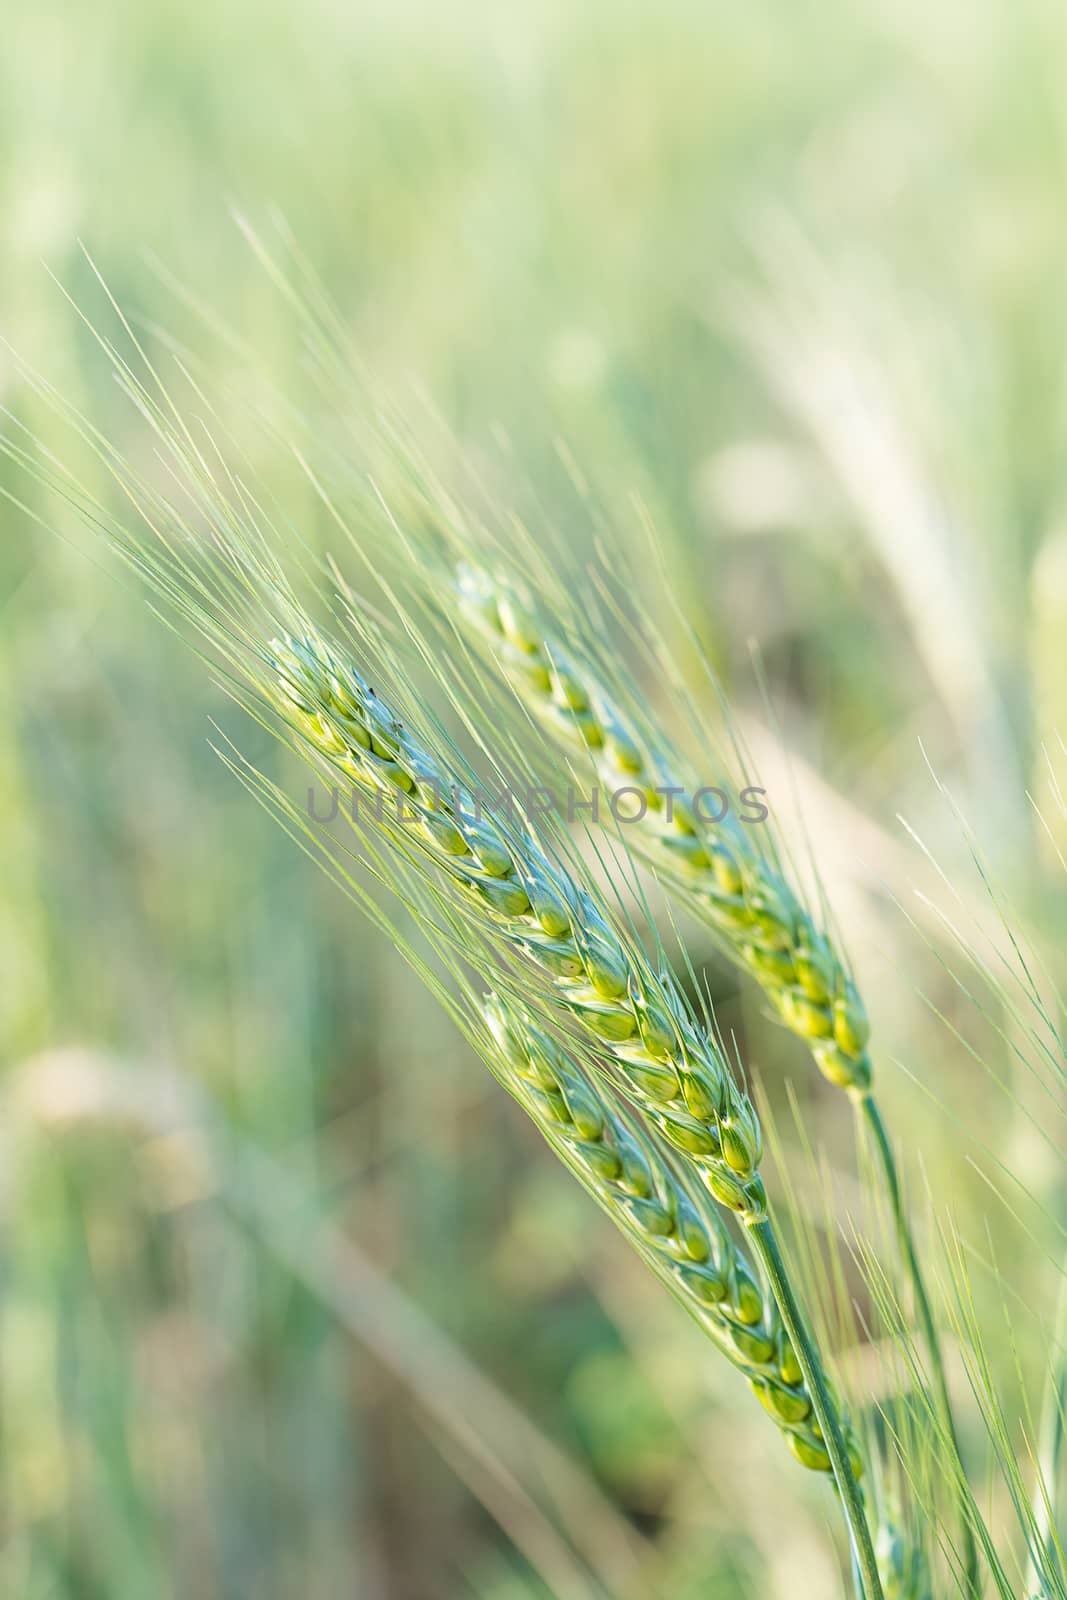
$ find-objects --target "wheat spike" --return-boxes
[273,629,769,1223]
[455,563,872,1094]
[484,992,858,1476]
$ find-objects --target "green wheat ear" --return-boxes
[482,993,861,1476]
[271,627,770,1225]
[455,561,871,1087]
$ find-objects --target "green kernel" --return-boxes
[678,1262,728,1304]
[526,871,569,935]
[379,761,416,795]
[498,594,541,653]
[658,1111,722,1158]
[675,1201,711,1263]
[778,1333,803,1388]
[710,845,744,895]
[746,945,796,985]
[530,938,585,980]
[788,1434,833,1473]
[724,1322,775,1365]
[576,1143,623,1183]
[813,1042,872,1092]
[468,825,514,879]
[578,1003,637,1043]
[703,1166,748,1212]
[833,983,870,1055]
[535,897,571,938]
[607,730,644,774]
[617,1138,653,1198]
[733,1262,764,1325]
[781,989,834,1040]
[584,939,630,1000]
[637,1006,676,1060]
[476,880,532,917]
[529,1084,569,1125]
[340,715,372,751]
[680,1071,718,1121]
[795,942,832,1003]
[721,1109,762,1176]
[624,1196,675,1237]
[563,1088,604,1141]
[753,1379,812,1426]
[550,663,590,713]
[368,724,400,760]
[421,813,468,855]
[628,1060,681,1102]
[660,833,712,872]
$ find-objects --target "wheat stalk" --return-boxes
[451,560,978,1593]
[268,624,884,1598]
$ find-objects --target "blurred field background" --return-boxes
[4,1,1067,1595]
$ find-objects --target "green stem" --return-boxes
[850,1548,866,1600]
[1026,1259,1067,1595]
[859,1094,980,1598]
[748,1218,884,1600]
